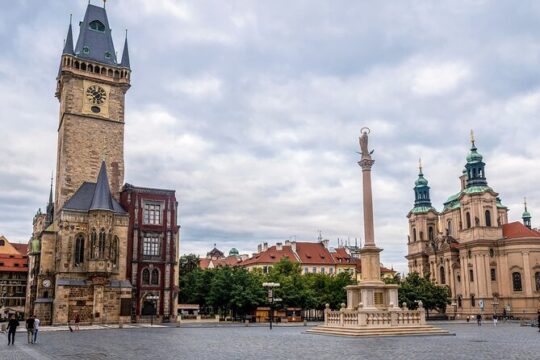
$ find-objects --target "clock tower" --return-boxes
[55,4,131,211]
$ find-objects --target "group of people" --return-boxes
[5,314,40,346]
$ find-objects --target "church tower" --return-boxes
[55,4,131,211]
[523,198,532,229]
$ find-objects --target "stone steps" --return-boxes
[307,325,451,337]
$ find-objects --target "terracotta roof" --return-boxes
[12,243,28,255]
[295,242,334,265]
[502,221,540,239]
[242,245,298,266]
[331,247,354,263]
[213,256,243,267]
[199,258,211,270]
[0,255,29,272]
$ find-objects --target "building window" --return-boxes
[439,266,445,285]
[89,20,105,32]
[74,235,85,266]
[110,236,118,265]
[466,212,471,229]
[512,272,522,291]
[469,269,474,282]
[447,220,452,235]
[304,267,308,274]
[535,272,540,291]
[321,267,326,274]
[151,269,159,285]
[144,203,161,225]
[419,231,424,241]
[457,295,462,308]
[98,229,106,258]
[90,229,97,259]
[485,210,492,227]
[489,248,494,257]
[263,266,269,274]
[143,235,160,257]
[142,269,150,285]
[428,226,434,241]
[468,250,472,259]
[413,228,417,242]
[490,268,496,281]
[312,267,317,273]
[329,267,334,274]
[471,295,475,307]
[105,51,111,59]
[0,239,4,246]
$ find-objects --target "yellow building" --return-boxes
[407,134,540,319]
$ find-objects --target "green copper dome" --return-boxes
[466,145,483,163]
[229,248,239,256]
[415,173,428,186]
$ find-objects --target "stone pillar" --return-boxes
[359,158,376,247]
[523,252,532,296]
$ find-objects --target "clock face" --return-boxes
[42,279,51,288]
[86,85,107,105]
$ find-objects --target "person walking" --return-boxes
[476,314,482,326]
[493,314,498,327]
[74,313,80,331]
[33,316,40,344]
[6,314,19,346]
[537,310,540,332]
[25,315,35,344]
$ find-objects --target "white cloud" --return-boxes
[411,62,470,96]
[167,76,222,99]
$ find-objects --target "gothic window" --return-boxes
[142,269,150,285]
[90,229,97,259]
[143,235,160,257]
[490,268,496,281]
[447,220,452,235]
[439,266,446,285]
[98,229,106,258]
[74,234,85,266]
[535,272,540,292]
[144,203,161,225]
[413,228,417,242]
[428,226,434,241]
[466,212,471,229]
[471,295,475,307]
[485,210,492,227]
[89,20,105,32]
[469,269,474,282]
[151,269,159,285]
[512,272,522,291]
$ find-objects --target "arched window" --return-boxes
[81,63,86,71]
[490,268,496,281]
[90,229,97,259]
[98,229,106,258]
[512,272,522,291]
[151,269,159,285]
[466,212,471,228]
[535,272,540,291]
[428,226,434,241]
[485,210,491,227]
[439,266,446,284]
[469,269,474,282]
[457,295,462,308]
[74,234,85,266]
[471,295,475,307]
[413,228,417,242]
[420,231,424,241]
[142,269,150,285]
[89,20,105,32]
[447,220,452,235]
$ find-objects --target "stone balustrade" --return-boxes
[324,303,426,328]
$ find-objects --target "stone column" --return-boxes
[523,252,532,296]
[359,157,376,247]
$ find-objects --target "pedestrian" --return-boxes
[26,315,35,344]
[493,314,498,327]
[6,314,19,346]
[74,313,80,331]
[503,308,507,322]
[33,316,40,344]
[476,314,482,326]
[537,310,540,332]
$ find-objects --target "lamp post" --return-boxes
[451,302,457,320]
[262,282,280,330]
[146,295,159,326]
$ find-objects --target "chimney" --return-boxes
[291,241,297,252]
[285,240,290,245]
[276,242,283,251]
[263,242,268,251]
[257,244,262,253]
[321,239,329,249]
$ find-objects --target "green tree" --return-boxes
[179,254,200,275]
[399,272,451,315]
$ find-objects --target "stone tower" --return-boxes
[55,4,131,211]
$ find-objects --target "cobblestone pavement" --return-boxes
[1,322,539,360]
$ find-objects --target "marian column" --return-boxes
[358,128,382,283]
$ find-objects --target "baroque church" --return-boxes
[26,4,180,325]
[407,133,540,319]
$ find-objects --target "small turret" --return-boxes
[120,31,130,68]
[45,174,54,227]
[523,197,532,229]
[412,159,434,212]
[464,130,488,188]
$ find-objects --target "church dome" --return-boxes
[229,248,239,256]
[415,174,428,186]
[466,146,483,163]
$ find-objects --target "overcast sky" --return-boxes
[1,1,540,273]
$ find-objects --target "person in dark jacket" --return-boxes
[476,314,482,326]
[7,314,20,345]
[25,315,35,344]
[537,310,540,332]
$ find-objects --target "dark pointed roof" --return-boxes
[120,36,130,68]
[63,162,126,214]
[63,22,74,54]
[90,161,114,211]
[74,4,117,65]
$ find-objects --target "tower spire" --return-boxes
[120,29,130,68]
[412,159,432,211]
[523,197,532,229]
[62,16,74,54]
[470,129,476,148]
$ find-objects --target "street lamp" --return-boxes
[262,282,280,330]
[146,295,159,326]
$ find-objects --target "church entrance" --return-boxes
[141,300,156,316]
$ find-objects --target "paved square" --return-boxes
[1,322,539,360]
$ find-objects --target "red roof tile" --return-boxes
[295,242,334,265]
[213,256,243,267]
[502,221,540,239]
[12,243,28,255]
[199,258,211,270]
[0,254,29,272]
[241,245,298,266]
